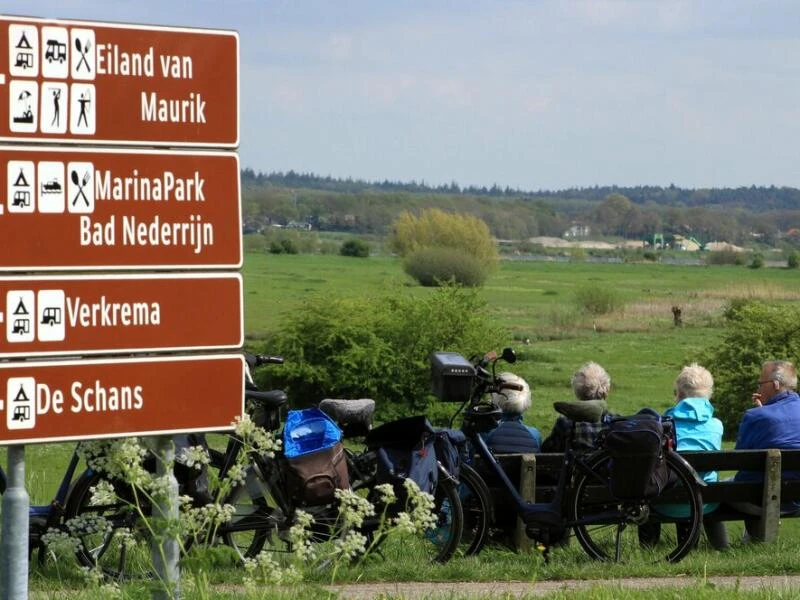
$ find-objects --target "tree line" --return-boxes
[242,169,800,248]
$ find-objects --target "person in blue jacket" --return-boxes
[663,363,728,549]
[485,372,541,453]
[733,360,800,540]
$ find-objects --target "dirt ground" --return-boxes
[326,575,800,598]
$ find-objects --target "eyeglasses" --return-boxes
[758,379,776,385]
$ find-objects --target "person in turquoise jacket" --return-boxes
[648,364,728,549]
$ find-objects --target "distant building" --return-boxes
[564,223,590,238]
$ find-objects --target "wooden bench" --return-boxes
[476,449,800,550]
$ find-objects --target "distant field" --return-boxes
[242,250,800,433]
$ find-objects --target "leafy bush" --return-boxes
[705,249,741,266]
[788,251,799,269]
[255,285,507,421]
[388,208,498,272]
[702,302,800,437]
[340,238,370,258]
[749,254,764,269]
[573,285,623,316]
[403,246,489,287]
[269,238,299,254]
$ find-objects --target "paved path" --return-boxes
[326,575,800,598]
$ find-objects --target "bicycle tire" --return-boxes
[359,461,464,563]
[63,470,153,580]
[457,463,492,556]
[570,449,702,563]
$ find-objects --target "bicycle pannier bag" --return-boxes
[283,408,350,506]
[367,416,439,495]
[604,415,669,499]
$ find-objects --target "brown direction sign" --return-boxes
[0,354,244,445]
[0,146,241,270]
[0,273,243,358]
[0,16,238,147]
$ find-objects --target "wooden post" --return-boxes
[513,454,537,552]
[758,449,782,542]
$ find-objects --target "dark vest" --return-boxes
[487,421,540,454]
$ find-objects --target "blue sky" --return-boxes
[12,1,800,190]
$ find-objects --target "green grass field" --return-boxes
[8,249,800,597]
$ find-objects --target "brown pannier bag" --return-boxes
[285,441,350,506]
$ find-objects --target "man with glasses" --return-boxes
[733,360,800,540]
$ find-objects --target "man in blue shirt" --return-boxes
[734,360,800,540]
[736,360,800,475]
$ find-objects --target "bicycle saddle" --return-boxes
[318,398,375,437]
[245,389,288,409]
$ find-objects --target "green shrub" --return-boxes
[388,208,498,273]
[722,298,754,321]
[340,238,370,258]
[702,302,800,437]
[255,285,507,421]
[787,251,799,269]
[705,249,741,266]
[573,285,623,316]
[269,238,299,255]
[403,246,489,287]
[749,254,764,269]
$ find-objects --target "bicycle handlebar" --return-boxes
[254,354,284,366]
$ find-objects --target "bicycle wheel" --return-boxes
[64,470,154,580]
[570,450,702,563]
[457,463,492,556]
[361,465,464,564]
[215,451,287,561]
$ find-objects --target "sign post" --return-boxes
[0,17,239,147]
[0,15,242,599]
[0,147,242,270]
[0,273,243,358]
[0,446,28,600]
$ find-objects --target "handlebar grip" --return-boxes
[256,355,284,366]
[499,382,524,392]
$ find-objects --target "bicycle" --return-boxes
[202,354,465,564]
[436,347,706,563]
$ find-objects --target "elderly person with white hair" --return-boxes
[484,372,542,453]
[541,362,615,453]
[647,363,728,549]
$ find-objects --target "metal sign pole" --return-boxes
[0,445,29,600]
[151,436,180,600]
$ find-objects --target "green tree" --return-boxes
[389,209,498,265]
[388,209,498,286]
[702,302,800,437]
[593,194,634,237]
